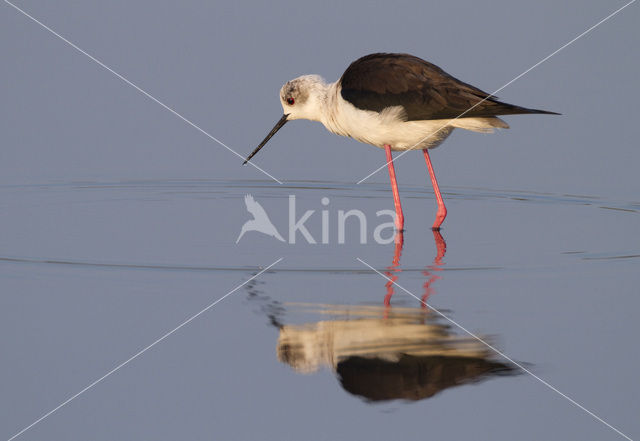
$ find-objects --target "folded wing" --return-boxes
[339,53,558,121]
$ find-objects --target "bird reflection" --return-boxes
[263,231,519,402]
[277,304,516,401]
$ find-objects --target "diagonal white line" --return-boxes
[356,257,633,441]
[356,0,637,185]
[6,258,283,441]
[4,0,283,185]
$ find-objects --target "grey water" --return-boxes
[2,1,639,440]
[2,180,639,441]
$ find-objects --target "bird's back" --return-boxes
[339,53,558,121]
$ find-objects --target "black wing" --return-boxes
[339,53,557,121]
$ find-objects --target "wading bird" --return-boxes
[244,53,557,230]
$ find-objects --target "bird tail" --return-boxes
[487,100,561,116]
[514,106,560,115]
[451,116,509,133]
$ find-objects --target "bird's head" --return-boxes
[244,75,327,164]
[279,75,327,121]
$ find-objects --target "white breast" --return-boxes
[319,83,451,151]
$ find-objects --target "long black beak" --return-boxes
[243,114,289,165]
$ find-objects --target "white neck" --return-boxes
[319,82,350,137]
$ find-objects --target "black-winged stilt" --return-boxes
[244,53,558,230]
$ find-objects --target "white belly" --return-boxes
[321,94,506,151]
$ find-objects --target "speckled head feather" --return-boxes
[280,77,311,105]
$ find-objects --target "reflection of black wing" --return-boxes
[340,53,558,121]
[336,354,518,402]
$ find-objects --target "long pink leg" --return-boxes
[423,149,447,230]
[385,145,404,230]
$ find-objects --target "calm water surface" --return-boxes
[1,179,638,440]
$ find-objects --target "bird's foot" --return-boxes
[431,207,447,230]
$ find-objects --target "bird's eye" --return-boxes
[287,97,295,105]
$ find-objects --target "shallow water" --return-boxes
[1,179,638,440]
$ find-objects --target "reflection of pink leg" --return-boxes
[421,230,447,309]
[421,280,436,308]
[383,276,397,308]
[432,230,447,263]
[423,149,447,230]
[383,231,404,309]
[385,145,404,230]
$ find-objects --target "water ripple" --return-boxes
[1,178,637,212]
